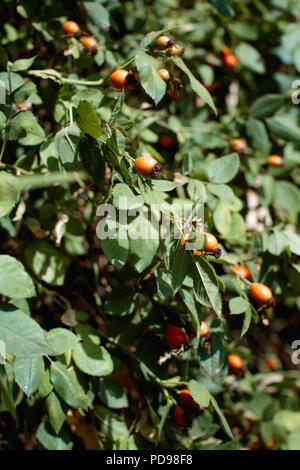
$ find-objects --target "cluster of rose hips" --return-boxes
[231,139,283,167]
[154,34,184,57]
[205,46,238,69]
[173,389,204,427]
[220,46,239,68]
[165,322,210,427]
[180,231,221,259]
[109,34,183,100]
[62,20,98,55]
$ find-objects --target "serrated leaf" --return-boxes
[54,123,82,170]
[266,116,300,143]
[170,243,191,293]
[50,362,89,409]
[98,376,129,409]
[241,307,252,337]
[235,43,265,74]
[0,255,36,299]
[76,100,101,139]
[135,51,166,105]
[250,94,285,119]
[188,379,210,407]
[193,257,222,317]
[274,181,300,212]
[46,328,79,356]
[36,421,73,450]
[208,153,239,184]
[9,56,36,72]
[45,391,67,435]
[171,56,217,114]
[14,356,44,396]
[210,394,234,440]
[0,303,49,357]
[78,135,105,188]
[207,0,234,18]
[72,342,114,377]
[0,172,20,218]
[229,296,249,314]
[207,183,235,205]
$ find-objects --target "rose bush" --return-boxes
[0,0,300,450]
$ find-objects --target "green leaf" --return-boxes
[208,153,239,184]
[210,394,234,440]
[36,369,53,399]
[0,172,20,218]
[156,268,173,298]
[188,379,211,407]
[207,183,235,205]
[104,285,136,316]
[13,81,37,102]
[193,257,222,317]
[9,110,45,146]
[145,180,179,192]
[36,421,73,450]
[75,100,101,139]
[46,328,79,356]
[73,88,103,108]
[235,43,265,74]
[135,51,166,106]
[241,307,252,337]
[94,405,129,441]
[229,296,249,315]
[101,219,129,270]
[78,135,105,188]
[284,231,300,256]
[13,356,44,396]
[9,56,36,72]
[24,240,70,286]
[72,342,114,377]
[180,289,200,339]
[266,116,300,143]
[274,181,300,212]
[0,255,35,299]
[54,123,82,171]
[171,56,217,114]
[170,243,191,293]
[207,0,234,18]
[267,231,287,255]
[112,183,144,210]
[250,94,285,119]
[246,117,271,156]
[45,391,67,435]
[213,200,232,235]
[98,377,129,409]
[0,303,49,357]
[187,180,207,202]
[50,362,89,409]
[222,213,246,239]
[128,213,159,272]
[83,1,117,30]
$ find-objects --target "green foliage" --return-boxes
[0,0,299,452]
